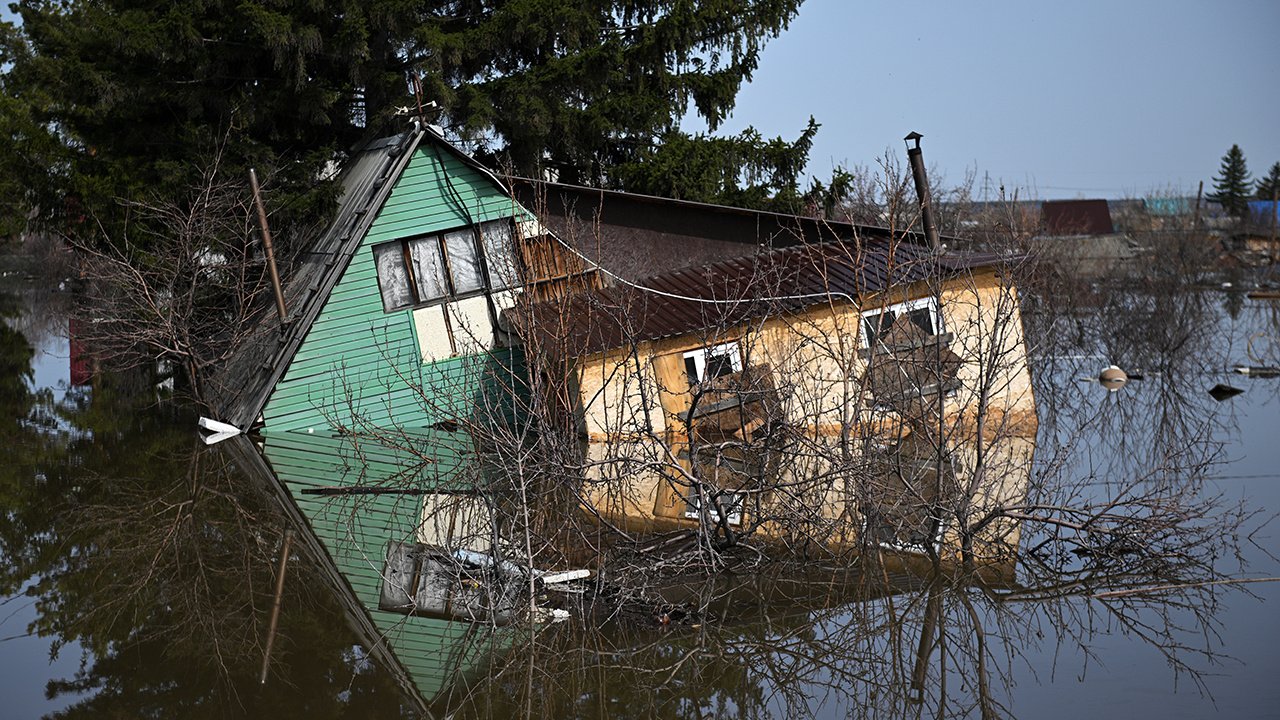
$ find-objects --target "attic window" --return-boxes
[682,341,742,385]
[374,219,517,313]
[480,221,518,290]
[860,297,940,351]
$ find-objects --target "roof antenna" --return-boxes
[411,74,444,135]
[904,131,941,251]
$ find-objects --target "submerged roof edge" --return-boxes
[218,436,430,713]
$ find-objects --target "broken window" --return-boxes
[682,341,743,385]
[860,297,940,351]
[684,488,744,525]
[372,218,517,313]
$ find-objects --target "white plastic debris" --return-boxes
[540,569,591,585]
[197,417,241,445]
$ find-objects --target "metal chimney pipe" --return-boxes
[904,131,941,251]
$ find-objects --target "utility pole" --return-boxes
[1193,180,1203,231]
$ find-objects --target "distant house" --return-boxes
[1035,199,1136,275]
[1143,196,1191,218]
[1041,199,1114,236]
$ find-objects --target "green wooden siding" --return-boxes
[252,138,532,702]
[262,430,505,702]
[262,138,527,434]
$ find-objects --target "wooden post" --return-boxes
[249,169,289,322]
[910,581,942,698]
[259,529,294,685]
[1270,186,1277,268]
[1193,180,1203,231]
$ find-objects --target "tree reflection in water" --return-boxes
[0,284,414,717]
[1,264,1277,717]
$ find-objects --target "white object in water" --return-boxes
[540,569,591,585]
[1098,365,1128,392]
[197,417,241,445]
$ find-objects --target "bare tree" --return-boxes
[62,148,303,405]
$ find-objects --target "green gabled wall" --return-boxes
[262,430,504,703]
[261,137,528,435]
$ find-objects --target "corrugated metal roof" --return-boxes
[519,238,1005,357]
[507,179,964,286]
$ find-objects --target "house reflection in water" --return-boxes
[224,432,515,712]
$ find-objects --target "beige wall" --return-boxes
[570,268,1038,561]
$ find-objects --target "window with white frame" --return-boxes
[374,218,517,313]
[859,297,940,350]
[682,341,742,386]
[684,489,744,525]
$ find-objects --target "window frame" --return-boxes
[682,340,743,386]
[858,296,941,350]
[683,489,744,526]
[865,515,945,555]
[373,218,516,314]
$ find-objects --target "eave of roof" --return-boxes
[519,237,1007,357]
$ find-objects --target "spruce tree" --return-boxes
[1207,144,1253,216]
[0,0,815,242]
[1256,162,1280,201]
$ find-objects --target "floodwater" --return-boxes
[2,266,1278,719]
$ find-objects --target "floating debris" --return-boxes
[1233,365,1280,378]
[1208,384,1244,402]
[1098,365,1129,392]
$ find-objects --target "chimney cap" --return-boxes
[904,131,923,150]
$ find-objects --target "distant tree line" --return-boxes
[1208,143,1280,216]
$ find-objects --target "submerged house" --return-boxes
[1035,198,1137,276]
[208,122,1037,704]
[524,231,1036,563]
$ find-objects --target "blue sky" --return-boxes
[709,0,1280,199]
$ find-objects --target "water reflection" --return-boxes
[0,285,413,717]
[222,430,512,712]
[2,273,1278,717]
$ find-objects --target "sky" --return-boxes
[708,0,1280,200]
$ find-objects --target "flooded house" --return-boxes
[523,225,1037,565]
[205,122,1037,706]
[1035,198,1138,275]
